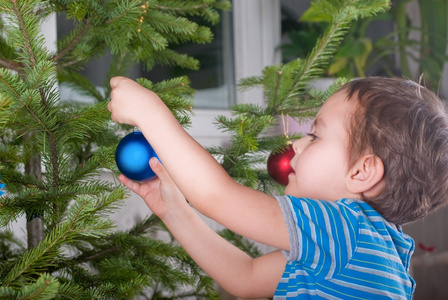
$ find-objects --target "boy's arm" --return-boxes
[109,77,290,251]
[121,158,286,298]
[165,203,287,297]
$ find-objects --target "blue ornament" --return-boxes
[0,175,5,197]
[115,131,159,181]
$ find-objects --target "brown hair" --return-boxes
[342,77,448,225]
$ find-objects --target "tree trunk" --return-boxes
[25,133,44,249]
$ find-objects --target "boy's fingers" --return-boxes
[107,100,113,112]
[110,76,127,88]
[118,174,141,193]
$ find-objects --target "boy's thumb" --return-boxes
[149,157,165,178]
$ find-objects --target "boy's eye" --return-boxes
[307,133,318,141]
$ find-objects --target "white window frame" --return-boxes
[186,0,281,147]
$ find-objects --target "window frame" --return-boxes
[187,0,281,147]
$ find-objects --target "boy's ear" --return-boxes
[346,154,385,197]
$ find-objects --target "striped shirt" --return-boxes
[274,196,415,299]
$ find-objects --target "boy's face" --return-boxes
[285,90,358,201]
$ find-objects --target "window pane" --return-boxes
[57,9,235,109]
[144,10,235,109]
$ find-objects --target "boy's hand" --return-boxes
[118,157,186,220]
[108,76,163,128]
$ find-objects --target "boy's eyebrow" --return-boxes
[312,116,326,130]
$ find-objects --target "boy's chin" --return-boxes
[284,181,307,199]
[284,182,296,196]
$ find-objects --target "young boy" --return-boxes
[108,76,448,299]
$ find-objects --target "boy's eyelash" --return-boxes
[307,133,318,141]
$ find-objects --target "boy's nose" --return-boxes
[292,137,307,155]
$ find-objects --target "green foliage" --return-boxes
[284,0,448,88]
[281,0,391,78]
[137,76,195,127]
[0,0,228,298]
[372,0,448,90]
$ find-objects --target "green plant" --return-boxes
[326,17,375,78]
[280,4,388,78]
[280,21,327,62]
[373,0,448,89]
[281,0,448,86]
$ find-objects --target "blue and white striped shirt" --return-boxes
[274,196,415,299]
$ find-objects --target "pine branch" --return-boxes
[10,0,37,67]
[1,195,116,286]
[74,216,161,264]
[0,273,60,299]
[52,19,91,64]
[7,1,62,190]
[0,59,21,72]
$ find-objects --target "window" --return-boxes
[52,1,282,147]
[56,8,235,110]
[144,9,236,109]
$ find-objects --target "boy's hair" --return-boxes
[342,77,448,225]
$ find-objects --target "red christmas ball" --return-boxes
[267,144,295,186]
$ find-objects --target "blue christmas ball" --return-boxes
[115,131,159,181]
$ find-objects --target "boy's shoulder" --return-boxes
[282,195,377,217]
[280,195,408,236]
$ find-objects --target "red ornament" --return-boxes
[418,242,436,253]
[267,144,295,186]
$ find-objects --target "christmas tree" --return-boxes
[0,0,229,298]
[0,0,389,298]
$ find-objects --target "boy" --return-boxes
[108,76,448,299]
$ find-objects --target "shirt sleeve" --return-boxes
[276,195,358,279]
[276,195,300,261]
